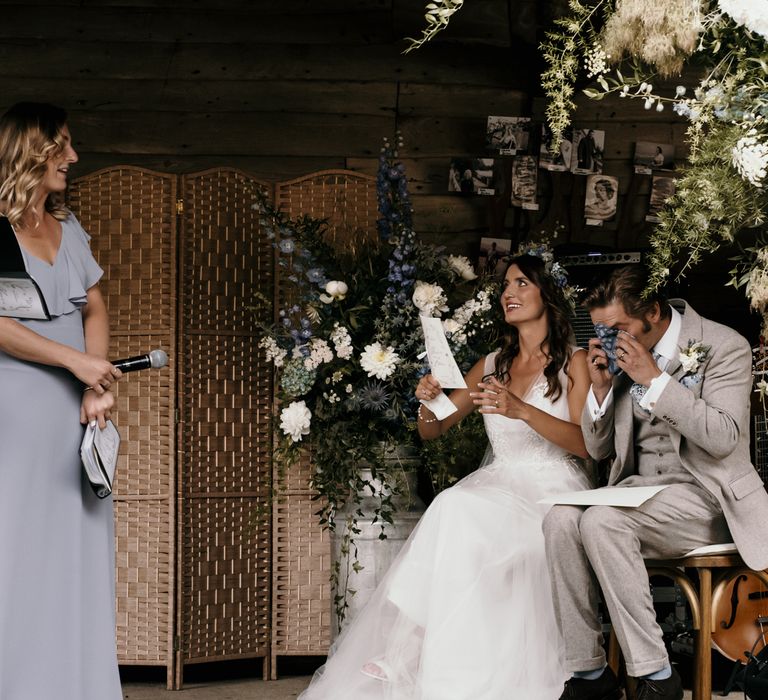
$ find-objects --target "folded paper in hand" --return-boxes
[80,420,121,499]
[0,217,50,320]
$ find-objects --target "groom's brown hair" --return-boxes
[584,265,670,330]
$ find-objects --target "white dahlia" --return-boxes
[360,342,401,380]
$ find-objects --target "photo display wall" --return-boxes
[446,115,679,228]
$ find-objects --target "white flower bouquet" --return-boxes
[256,138,500,537]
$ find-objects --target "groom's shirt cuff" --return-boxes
[587,386,613,420]
[639,371,672,411]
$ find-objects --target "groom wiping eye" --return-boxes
[592,323,633,376]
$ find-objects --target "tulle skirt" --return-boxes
[299,456,590,700]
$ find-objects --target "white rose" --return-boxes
[412,281,448,317]
[447,254,478,280]
[442,318,461,335]
[279,400,312,442]
[320,280,349,303]
[679,352,699,374]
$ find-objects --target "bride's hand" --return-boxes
[472,377,531,421]
[415,374,442,402]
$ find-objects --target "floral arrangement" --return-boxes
[678,338,711,386]
[257,136,499,624]
[409,0,768,333]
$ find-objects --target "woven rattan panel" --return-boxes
[179,169,272,668]
[115,499,172,662]
[68,168,177,335]
[67,167,176,672]
[271,171,377,664]
[271,493,331,658]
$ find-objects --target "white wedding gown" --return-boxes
[299,350,592,700]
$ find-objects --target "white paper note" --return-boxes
[0,277,49,319]
[537,485,668,507]
[420,316,467,389]
[420,392,459,421]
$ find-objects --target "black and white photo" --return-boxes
[584,174,619,223]
[486,116,531,155]
[571,128,605,174]
[510,155,539,210]
[646,175,676,222]
[448,158,497,195]
[539,124,572,171]
[634,141,675,174]
[478,237,512,277]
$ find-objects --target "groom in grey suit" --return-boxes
[543,266,768,700]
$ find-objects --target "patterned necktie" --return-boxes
[630,351,662,410]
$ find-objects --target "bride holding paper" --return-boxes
[299,251,593,700]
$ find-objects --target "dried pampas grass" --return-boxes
[601,0,705,75]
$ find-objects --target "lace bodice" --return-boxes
[481,349,583,470]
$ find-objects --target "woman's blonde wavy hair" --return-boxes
[0,103,70,227]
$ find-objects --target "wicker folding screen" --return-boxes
[177,169,274,684]
[270,170,378,675]
[67,167,178,687]
[67,166,375,686]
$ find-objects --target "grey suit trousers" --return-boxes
[542,481,730,677]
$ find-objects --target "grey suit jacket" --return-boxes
[581,299,768,570]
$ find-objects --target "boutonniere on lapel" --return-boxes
[678,340,711,388]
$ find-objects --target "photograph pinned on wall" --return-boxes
[646,175,676,222]
[571,129,605,174]
[539,124,573,171]
[584,174,619,225]
[486,116,532,155]
[510,155,539,210]
[634,142,675,174]
[448,158,498,195]
[478,237,512,278]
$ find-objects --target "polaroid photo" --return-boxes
[479,237,512,278]
[584,174,619,225]
[571,129,605,175]
[539,124,573,171]
[634,142,675,175]
[448,158,498,195]
[646,175,676,222]
[511,155,539,210]
[486,116,532,155]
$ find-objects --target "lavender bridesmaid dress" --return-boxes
[0,214,122,699]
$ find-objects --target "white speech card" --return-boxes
[537,485,669,507]
[420,316,467,389]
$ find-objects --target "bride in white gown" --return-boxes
[299,254,594,700]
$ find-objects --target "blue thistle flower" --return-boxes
[306,267,326,285]
[358,382,391,412]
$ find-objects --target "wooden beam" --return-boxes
[0,40,518,86]
[0,78,398,116]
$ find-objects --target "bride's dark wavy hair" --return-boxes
[488,254,574,402]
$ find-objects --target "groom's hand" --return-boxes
[587,338,613,403]
[614,332,661,386]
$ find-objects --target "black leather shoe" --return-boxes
[635,666,683,700]
[559,666,624,699]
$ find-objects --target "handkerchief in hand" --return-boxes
[593,323,623,375]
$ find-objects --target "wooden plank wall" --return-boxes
[0,0,753,330]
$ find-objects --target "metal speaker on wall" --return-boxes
[558,251,644,349]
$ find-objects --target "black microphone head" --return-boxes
[148,349,169,369]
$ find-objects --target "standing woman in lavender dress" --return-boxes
[0,103,123,700]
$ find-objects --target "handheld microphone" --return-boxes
[113,349,168,373]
